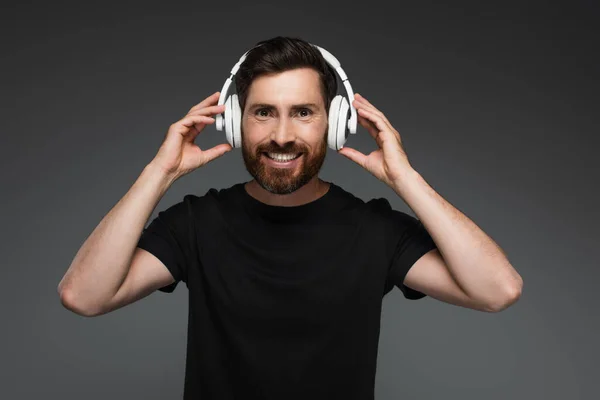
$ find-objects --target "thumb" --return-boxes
[338,146,366,168]
[203,144,233,163]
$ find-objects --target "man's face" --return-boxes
[240,67,329,195]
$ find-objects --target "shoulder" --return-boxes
[147,194,198,232]
[362,196,422,234]
[183,182,245,220]
[178,183,238,210]
[329,184,413,229]
[153,188,219,222]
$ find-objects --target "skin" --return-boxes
[240,67,331,207]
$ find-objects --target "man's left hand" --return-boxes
[338,93,415,188]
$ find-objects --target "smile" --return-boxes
[262,153,303,168]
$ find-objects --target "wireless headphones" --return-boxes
[215,42,358,151]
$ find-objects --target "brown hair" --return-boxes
[234,36,338,116]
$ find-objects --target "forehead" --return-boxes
[245,67,324,107]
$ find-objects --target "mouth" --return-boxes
[261,152,303,168]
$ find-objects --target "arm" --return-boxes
[57,162,176,317]
[394,169,523,312]
[58,91,232,316]
[339,93,522,312]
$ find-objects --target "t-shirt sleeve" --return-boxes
[372,198,438,300]
[136,196,194,293]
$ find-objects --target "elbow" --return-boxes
[488,278,523,313]
[59,288,100,318]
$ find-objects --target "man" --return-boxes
[58,36,523,399]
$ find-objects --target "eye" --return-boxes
[255,108,270,118]
[253,108,313,118]
[297,108,312,118]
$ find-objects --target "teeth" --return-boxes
[266,152,300,162]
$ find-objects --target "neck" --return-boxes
[244,177,330,207]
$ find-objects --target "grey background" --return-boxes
[2,0,598,399]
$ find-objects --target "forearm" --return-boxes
[392,169,523,307]
[58,162,176,316]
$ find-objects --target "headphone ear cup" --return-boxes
[231,94,242,148]
[328,96,342,150]
[224,95,233,147]
[336,96,350,150]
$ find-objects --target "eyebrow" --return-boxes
[248,103,320,112]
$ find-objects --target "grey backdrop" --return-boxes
[2,1,598,399]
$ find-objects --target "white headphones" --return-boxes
[215,43,358,151]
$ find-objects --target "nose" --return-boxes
[269,116,297,148]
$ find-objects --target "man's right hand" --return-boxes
[150,91,233,181]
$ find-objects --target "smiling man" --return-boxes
[59,36,523,400]
[240,65,331,204]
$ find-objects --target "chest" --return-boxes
[195,222,388,332]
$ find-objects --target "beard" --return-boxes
[241,127,328,195]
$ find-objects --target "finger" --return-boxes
[175,115,215,138]
[353,101,392,130]
[338,146,367,168]
[356,108,393,140]
[357,115,379,140]
[188,117,216,140]
[188,91,222,113]
[353,94,393,127]
[202,143,233,163]
[359,114,385,148]
[189,91,221,113]
[186,104,226,118]
[353,98,385,121]
[355,93,378,110]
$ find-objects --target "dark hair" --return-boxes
[234,36,338,116]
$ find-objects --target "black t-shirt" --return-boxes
[137,180,437,399]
